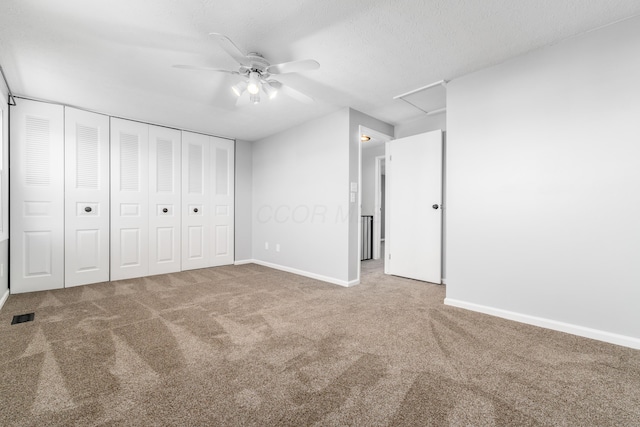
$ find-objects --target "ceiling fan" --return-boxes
[174,33,319,105]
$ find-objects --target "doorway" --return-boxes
[359,126,392,278]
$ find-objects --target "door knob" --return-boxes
[162,208,168,213]
[432,204,439,210]
[193,208,199,213]
[85,206,92,213]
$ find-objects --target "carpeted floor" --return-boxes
[1,260,639,426]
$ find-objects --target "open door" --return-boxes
[385,130,442,283]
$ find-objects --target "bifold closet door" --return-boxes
[149,125,181,275]
[110,118,149,280]
[10,99,64,293]
[210,137,235,266]
[181,131,212,270]
[64,108,110,287]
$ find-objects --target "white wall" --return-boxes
[249,107,392,286]
[361,144,385,216]
[446,15,640,348]
[234,139,253,262]
[395,113,446,139]
[348,109,394,282]
[0,87,8,309]
[252,109,351,285]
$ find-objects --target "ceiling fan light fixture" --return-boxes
[247,71,260,94]
[263,82,278,99]
[231,80,247,96]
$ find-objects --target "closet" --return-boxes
[10,99,235,294]
[110,118,183,281]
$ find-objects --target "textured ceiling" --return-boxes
[1,0,639,141]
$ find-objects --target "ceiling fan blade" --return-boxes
[268,80,315,104]
[209,33,251,67]
[173,64,239,75]
[267,59,320,75]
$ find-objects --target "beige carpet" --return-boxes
[1,261,639,426]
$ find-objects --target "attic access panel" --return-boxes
[394,81,446,114]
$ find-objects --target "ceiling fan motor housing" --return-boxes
[245,52,270,76]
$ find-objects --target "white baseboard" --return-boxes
[0,289,9,312]
[441,278,447,285]
[248,259,354,287]
[234,259,254,266]
[444,298,640,350]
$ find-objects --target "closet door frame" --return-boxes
[181,131,212,271]
[64,107,110,287]
[149,125,182,275]
[9,99,65,293]
[210,137,235,267]
[110,118,149,281]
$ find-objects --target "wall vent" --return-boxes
[11,313,35,325]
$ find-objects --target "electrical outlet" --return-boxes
[276,244,280,252]
[265,242,269,250]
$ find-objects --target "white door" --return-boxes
[210,137,235,266]
[110,118,149,280]
[10,99,65,293]
[181,131,212,270]
[64,107,110,287]
[385,130,442,283]
[149,125,181,275]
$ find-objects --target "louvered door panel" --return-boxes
[10,99,64,293]
[210,137,235,266]
[64,108,110,287]
[149,125,181,275]
[110,118,149,280]
[181,131,211,270]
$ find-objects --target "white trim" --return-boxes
[0,100,7,241]
[373,155,385,260]
[250,259,356,287]
[12,95,236,142]
[356,126,363,284]
[360,126,394,143]
[441,278,447,285]
[234,259,254,266]
[426,107,447,116]
[393,80,447,99]
[0,289,8,311]
[444,298,640,350]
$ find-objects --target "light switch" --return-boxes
[350,192,356,203]
[350,182,358,192]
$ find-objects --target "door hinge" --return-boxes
[388,254,391,260]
